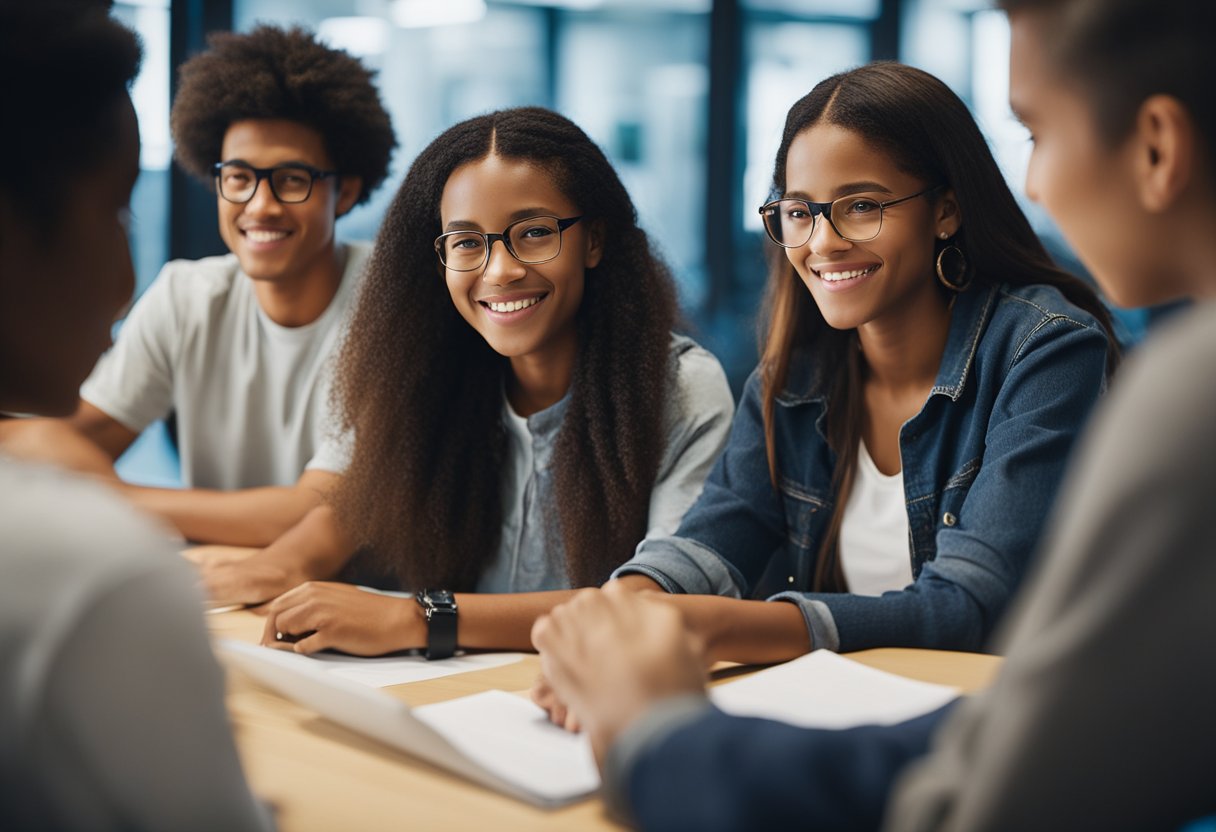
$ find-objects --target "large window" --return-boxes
[112,0,179,485]
[113,0,171,297]
[235,0,714,306]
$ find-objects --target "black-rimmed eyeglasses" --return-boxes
[435,215,583,272]
[759,186,940,247]
[212,161,340,204]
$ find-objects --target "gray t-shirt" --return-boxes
[0,458,272,830]
[80,242,370,490]
[886,301,1216,831]
[476,335,735,592]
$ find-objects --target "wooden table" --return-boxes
[209,609,1001,831]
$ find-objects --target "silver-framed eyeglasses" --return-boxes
[212,161,339,204]
[434,215,583,272]
[759,186,940,247]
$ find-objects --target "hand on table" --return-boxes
[261,581,422,656]
[530,582,708,765]
[187,545,301,606]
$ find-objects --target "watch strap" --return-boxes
[416,589,458,660]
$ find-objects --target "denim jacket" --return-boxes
[615,281,1111,653]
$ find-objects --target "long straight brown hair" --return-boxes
[759,63,1119,592]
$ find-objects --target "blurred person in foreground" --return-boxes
[0,3,272,829]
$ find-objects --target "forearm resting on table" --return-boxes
[665,595,811,665]
[447,575,664,652]
[608,574,812,664]
[256,502,358,581]
[125,481,327,547]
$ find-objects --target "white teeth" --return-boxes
[245,229,290,243]
[819,266,876,282]
[486,296,542,313]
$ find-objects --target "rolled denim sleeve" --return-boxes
[775,313,1110,653]
[614,370,787,596]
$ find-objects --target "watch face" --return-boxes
[426,589,456,609]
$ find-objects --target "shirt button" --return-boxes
[788,575,795,584]
[942,512,957,527]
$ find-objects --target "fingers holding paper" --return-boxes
[261,581,422,656]
[530,582,709,765]
[530,673,581,733]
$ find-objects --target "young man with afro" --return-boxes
[0,24,396,547]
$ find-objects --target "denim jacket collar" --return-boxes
[776,281,1000,407]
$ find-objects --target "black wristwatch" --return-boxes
[415,589,458,660]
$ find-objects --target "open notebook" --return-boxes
[218,640,961,808]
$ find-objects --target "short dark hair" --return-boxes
[997,0,1216,156]
[0,0,141,232]
[170,25,396,205]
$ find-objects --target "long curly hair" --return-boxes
[332,107,679,590]
[759,63,1119,592]
[170,24,396,205]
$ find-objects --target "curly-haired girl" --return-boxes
[203,107,734,657]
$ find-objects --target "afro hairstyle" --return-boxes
[170,24,396,205]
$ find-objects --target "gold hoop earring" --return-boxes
[936,243,970,292]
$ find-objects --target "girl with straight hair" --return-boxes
[608,62,1119,663]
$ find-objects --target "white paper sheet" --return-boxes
[414,691,599,801]
[218,639,599,807]
[710,650,960,729]
[293,649,527,688]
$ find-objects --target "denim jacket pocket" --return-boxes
[751,477,831,596]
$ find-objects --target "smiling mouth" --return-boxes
[814,265,879,283]
[243,229,291,243]
[481,294,547,313]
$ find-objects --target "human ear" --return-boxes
[584,218,605,269]
[934,188,962,238]
[1134,95,1195,214]
[335,175,364,218]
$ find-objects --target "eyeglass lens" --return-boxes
[438,216,565,270]
[217,164,317,204]
[762,196,885,246]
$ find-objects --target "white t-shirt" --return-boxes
[80,241,370,490]
[839,440,914,596]
[0,457,271,831]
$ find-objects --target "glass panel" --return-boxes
[744,0,880,19]
[112,0,170,298]
[234,0,548,245]
[555,11,710,306]
[742,22,869,232]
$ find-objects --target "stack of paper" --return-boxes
[218,642,961,808]
[219,640,599,807]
